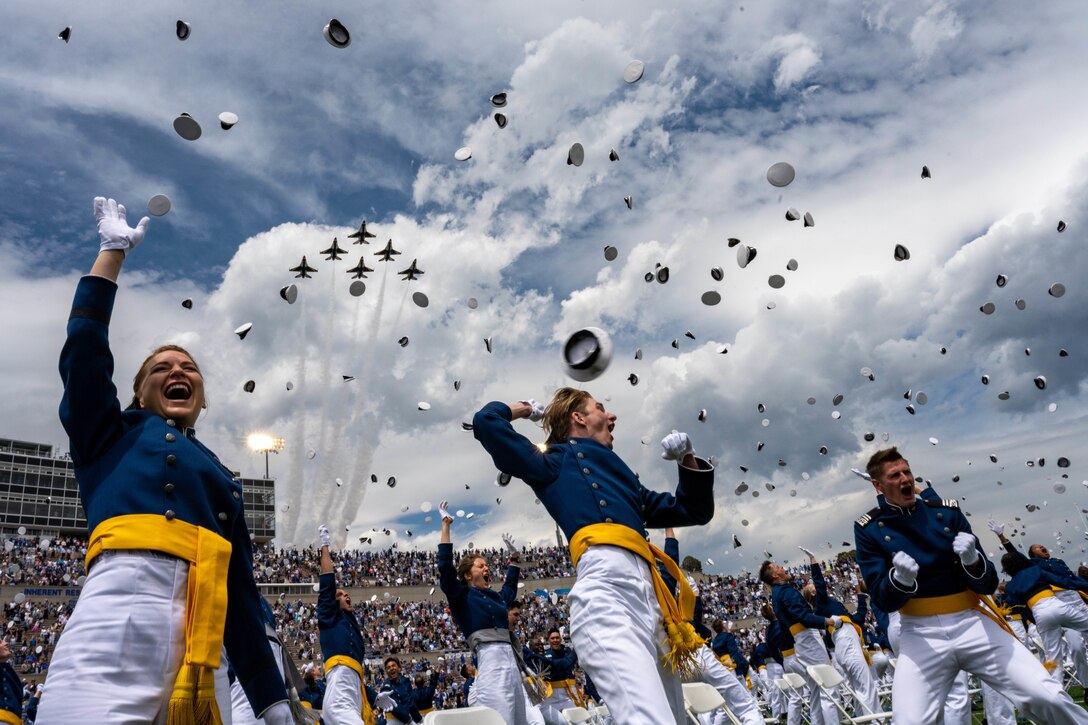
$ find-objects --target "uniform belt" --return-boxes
[0,710,19,725]
[1009,614,1022,620]
[829,615,872,665]
[781,647,796,657]
[547,678,586,707]
[1027,589,1055,609]
[787,622,807,637]
[570,523,703,677]
[86,514,231,668]
[899,590,1017,639]
[418,707,434,715]
[324,656,375,725]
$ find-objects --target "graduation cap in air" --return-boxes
[323,19,351,48]
[623,60,644,83]
[732,535,742,548]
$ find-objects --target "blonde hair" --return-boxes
[542,387,592,446]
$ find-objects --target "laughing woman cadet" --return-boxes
[37,198,291,724]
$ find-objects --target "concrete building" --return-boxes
[0,437,276,542]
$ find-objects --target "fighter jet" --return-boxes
[289,256,318,278]
[397,259,423,281]
[320,237,347,261]
[376,239,401,262]
[346,255,373,279]
[348,220,377,244]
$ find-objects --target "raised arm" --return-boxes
[472,402,560,484]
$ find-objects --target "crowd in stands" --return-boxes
[2,532,863,715]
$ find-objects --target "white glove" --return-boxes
[318,524,331,548]
[986,519,1004,536]
[953,532,980,567]
[374,690,397,711]
[501,533,517,553]
[829,615,842,629]
[798,546,815,559]
[518,399,546,422]
[661,430,694,461]
[891,551,919,589]
[259,701,294,725]
[94,197,149,255]
[439,500,454,523]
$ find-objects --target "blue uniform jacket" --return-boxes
[771,582,826,632]
[58,275,285,714]
[854,493,996,613]
[749,643,768,670]
[542,645,578,681]
[810,563,850,619]
[381,675,415,723]
[412,671,440,717]
[472,402,714,540]
[710,631,750,676]
[0,662,21,719]
[300,679,326,709]
[438,542,519,637]
[764,620,792,658]
[1005,565,1088,607]
[318,572,367,667]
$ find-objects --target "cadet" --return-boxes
[854,446,1086,724]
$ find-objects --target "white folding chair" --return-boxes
[777,673,811,725]
[562,706,596,724]
[682,681,742,725]
[422,706,508,724]
[805,664,892,723]
[594,703,611,722]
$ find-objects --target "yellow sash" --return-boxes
[569,524,704,677]
[325,656,375,725]
[828,615,872,665]
[1027,588,1055,609]
[0,710,20,725]
[547,678,587,707]
[781,647,796,657]
[788,622,806,637]
[1052,585,1088,605]
[87,514,232,668]
[899,591,1016,638]
[717,652,735,670]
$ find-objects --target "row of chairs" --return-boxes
[774,665,893,724]
[418,703,611,724]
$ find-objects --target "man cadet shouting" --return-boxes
[854,446,1086,724]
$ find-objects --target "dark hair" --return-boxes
[760,602,776,621]
[128,344,205,411]
[457,554,485,584]
[543,387,593,446]
[866,447,904,482]
[384,656,400,668]
[711,620,726,634]
[1001,553,1029,576]
[548,627,560,637]
[758,560,776,585]
[507,599,522,611]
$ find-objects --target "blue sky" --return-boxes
[2,1,1087,574]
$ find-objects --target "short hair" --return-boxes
[758,560,776,585]
[129,344,203,411]
[711,620,726,634]
[1028,544,1047,558]
[1001,553,1029,576]
[543,387,593,446]
[384,656,400,667]
[547,627,561,637]
[456,555,484,583]
[507,599,522,611]
[866,447,904,481]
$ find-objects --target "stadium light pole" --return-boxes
[247,433,285,478]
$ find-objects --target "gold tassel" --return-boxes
[661,617,704,679]
[168,664,222,725]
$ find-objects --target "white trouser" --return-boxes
[869,649,890,681]
[229,634,287,725]
[569,546,686,724]
[944,672,971,725]
[763,661,786,717]
[539,684,577,725]
[780,655,806,725]
[1033,594,1088,681]
[468,642,543,725]
[980,678,1017,725]
[689,646,763,725]
[324,665,364,725]
[887,610,901,655]
[790,629,838,725]
[36,552,229,724]
[894,607,1088,724]
[830,625,879,716]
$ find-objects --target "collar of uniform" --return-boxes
[877,494,917,516]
